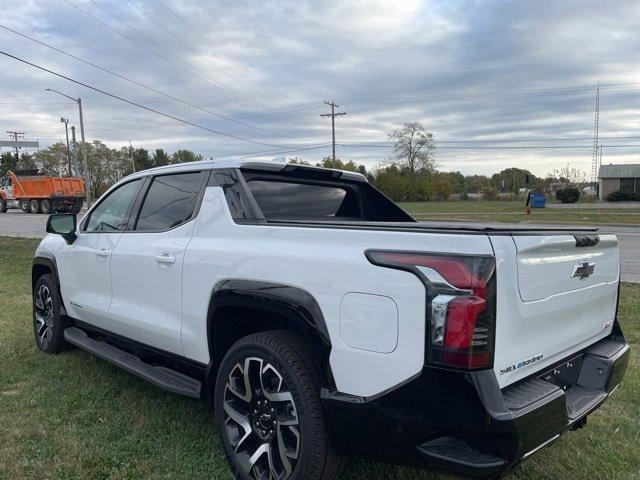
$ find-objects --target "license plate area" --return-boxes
[539,354,583,391]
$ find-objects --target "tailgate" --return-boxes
[491,233,620,388]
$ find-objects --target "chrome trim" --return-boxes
[523,434,560,459]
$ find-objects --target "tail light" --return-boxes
[366,251,496,370]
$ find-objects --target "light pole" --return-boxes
[129,140,136,172]
[60,117,72,176]
[46,88,91,208]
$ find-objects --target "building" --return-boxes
[598,163,640,201]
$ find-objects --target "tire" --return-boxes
[0,198,7,213]
[33,274,69,354]
[214,331,344,480]
[29,199,40,214]
[40,198,52,214]
[20,199,28,212]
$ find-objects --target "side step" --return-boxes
[417,437,506,478]
[64,327,202,398]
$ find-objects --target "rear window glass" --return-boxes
[246,180,361,219]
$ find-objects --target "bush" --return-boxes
[606,190,640,202]
[555,187,580,203]
[482,187,497,200]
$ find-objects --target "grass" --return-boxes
[0,236,638,480]
[398,201,640,225]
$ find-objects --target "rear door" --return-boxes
[57,178,144,325]
[491,233,620,387]
[108,171,207,354]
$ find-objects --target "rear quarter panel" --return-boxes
[182,186,494,398]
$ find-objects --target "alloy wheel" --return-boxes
[34,284,54,349]
[223,357,301,480]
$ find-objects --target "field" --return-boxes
[1,237,638,480]
[399,200,640,225]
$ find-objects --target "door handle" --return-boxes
[95,249,109,257]
[155,254,176,264]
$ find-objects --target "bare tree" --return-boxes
[547,166,587,185]
[387,121,437,175]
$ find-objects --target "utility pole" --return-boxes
[46,89,91,207]
[6,130,25,161]
[320,101,346,164]
[60,118,72,176]
[129,140,136,172]
[590,82,600,198]
[70,126,79,176]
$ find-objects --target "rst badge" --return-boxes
[572,261,595,280]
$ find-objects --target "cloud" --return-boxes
[0,0,639,177]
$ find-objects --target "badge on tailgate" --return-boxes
[571,261,595,280]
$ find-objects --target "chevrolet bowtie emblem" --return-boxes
[572,261,595,280]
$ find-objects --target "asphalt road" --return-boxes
[1,209,638,283]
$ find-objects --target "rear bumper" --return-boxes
[322,328,629,479]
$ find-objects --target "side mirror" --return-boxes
[46,214,77,244]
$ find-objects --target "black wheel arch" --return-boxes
[32,254,66,315]
[206,279,333,388]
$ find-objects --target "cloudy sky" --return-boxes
[1,0,640,177]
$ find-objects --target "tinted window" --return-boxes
[247,180,361,219]
[362,183,415,222]
[135,172,203,231]
[85,179,142,232]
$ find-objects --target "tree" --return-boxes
[287,156,310,165]
[171,149,203,164]
[441,171,466,194]
[0,151,18,177]
[491,167,538,193]
[547,166,587,185]
[32,143,70,177]
[153,148,170,167]
[465,174,490,193]
[132,148,153,171]
[387,121,436,175]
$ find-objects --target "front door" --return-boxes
[57,178,144,326]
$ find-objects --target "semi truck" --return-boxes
[0,170,84,214]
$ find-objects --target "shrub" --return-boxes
[555,187,580,203]
[606,190,640,202]
[482,187,497,200]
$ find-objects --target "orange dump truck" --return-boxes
[0,170,84,214]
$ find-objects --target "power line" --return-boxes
[86,0,269,110]
[125,0,278,107]
[338,143,640,150]
[0,50,296,149]
[0,24,292,139]
[154,0,295,101]
[336,82,640,105]
[63,0,266,109]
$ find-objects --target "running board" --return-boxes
[64,327,202,398]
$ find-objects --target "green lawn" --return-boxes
[1,237,638,479]
[399,201,640,225]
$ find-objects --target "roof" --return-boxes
[598,163,640,179]
[121,159,367,185]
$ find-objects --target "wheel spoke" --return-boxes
[238,442,270,474]
[224,397,253,451]
[227,363,252,403]
[276,425,294,478]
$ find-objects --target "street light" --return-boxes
[60,117,72,177]
[46,88,91,208]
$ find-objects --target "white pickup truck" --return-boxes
[32,160,629,480]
